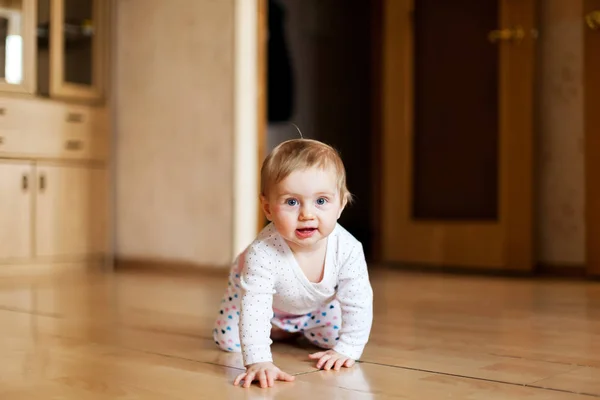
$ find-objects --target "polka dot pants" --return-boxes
[213,273,342,352]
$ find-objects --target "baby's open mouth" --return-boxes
[296,228,317,238]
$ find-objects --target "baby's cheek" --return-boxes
[271,206,296,227]
[272,205,296,217]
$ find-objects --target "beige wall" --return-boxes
[114,0,235,266]
[536,0,586,266]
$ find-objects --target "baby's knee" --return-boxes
[215,341,241,353]
[213,337,242,353]
[213,328,241,353]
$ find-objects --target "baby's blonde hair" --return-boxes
[260,139,352,205]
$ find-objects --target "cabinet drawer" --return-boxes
[0,128,34,155]
[59,108,94,137]
[0,102,35,154]
[58,135,93,158]
[57,134,108,160]
[56,107,108,160]
[0,98,108,161]
[0,103,25,128]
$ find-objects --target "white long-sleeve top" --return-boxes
[238,223,373,366]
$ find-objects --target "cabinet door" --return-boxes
[49,0,107,102]
[35,164,91,258]
[0,161,32,260]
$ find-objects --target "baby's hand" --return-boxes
[308,350,355,371]
[233,362,295,388]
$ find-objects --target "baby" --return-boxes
[213,138,373,388]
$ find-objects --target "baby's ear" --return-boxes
[337,197,347,219]
[261,195,273,221]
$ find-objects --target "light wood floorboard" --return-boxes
[0,264,598,398]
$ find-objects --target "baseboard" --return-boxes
[384,263,532,279]
[535,263,589,278]
[384,262,595,280]
[114,257,229,277]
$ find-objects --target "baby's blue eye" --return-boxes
[286,199,298,206]
[316,198,328,206]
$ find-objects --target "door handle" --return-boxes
[488,26,525,43]
[39,173,46,191]
[586,10,600,30]
[22,174,28,191]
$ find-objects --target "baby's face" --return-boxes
[262,165,345,252]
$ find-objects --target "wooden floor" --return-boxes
[0,263,599,399]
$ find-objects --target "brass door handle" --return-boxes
[488,26,525,43]
[586,10,600,30]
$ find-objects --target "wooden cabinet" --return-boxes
[0,161,33,261]
[0,160,108,263]
[0,0,111,267]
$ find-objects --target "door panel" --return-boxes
[36,164,92,258]
[0,161,32,260]
[413,0,499,220]
[584,0,600,276]
[381,0,536,269]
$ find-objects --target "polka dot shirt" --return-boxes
[239,223,374,365]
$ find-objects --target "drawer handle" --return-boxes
[22,174,28,190]
[39,174,46,191]
[66,112,84,123]
[65,139,84,150]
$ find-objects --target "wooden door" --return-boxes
[0,161,33,260]
[584,0,600,276]
[35,163,92,258]
[381,0,536,270]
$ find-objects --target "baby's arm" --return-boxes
[331,243,374,362]
[235,245,294,387]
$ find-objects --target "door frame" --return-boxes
[584,0,600,276]
[257,0,267,233]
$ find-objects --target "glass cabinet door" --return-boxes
[50,0,106,102]
[0,0,35,94]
